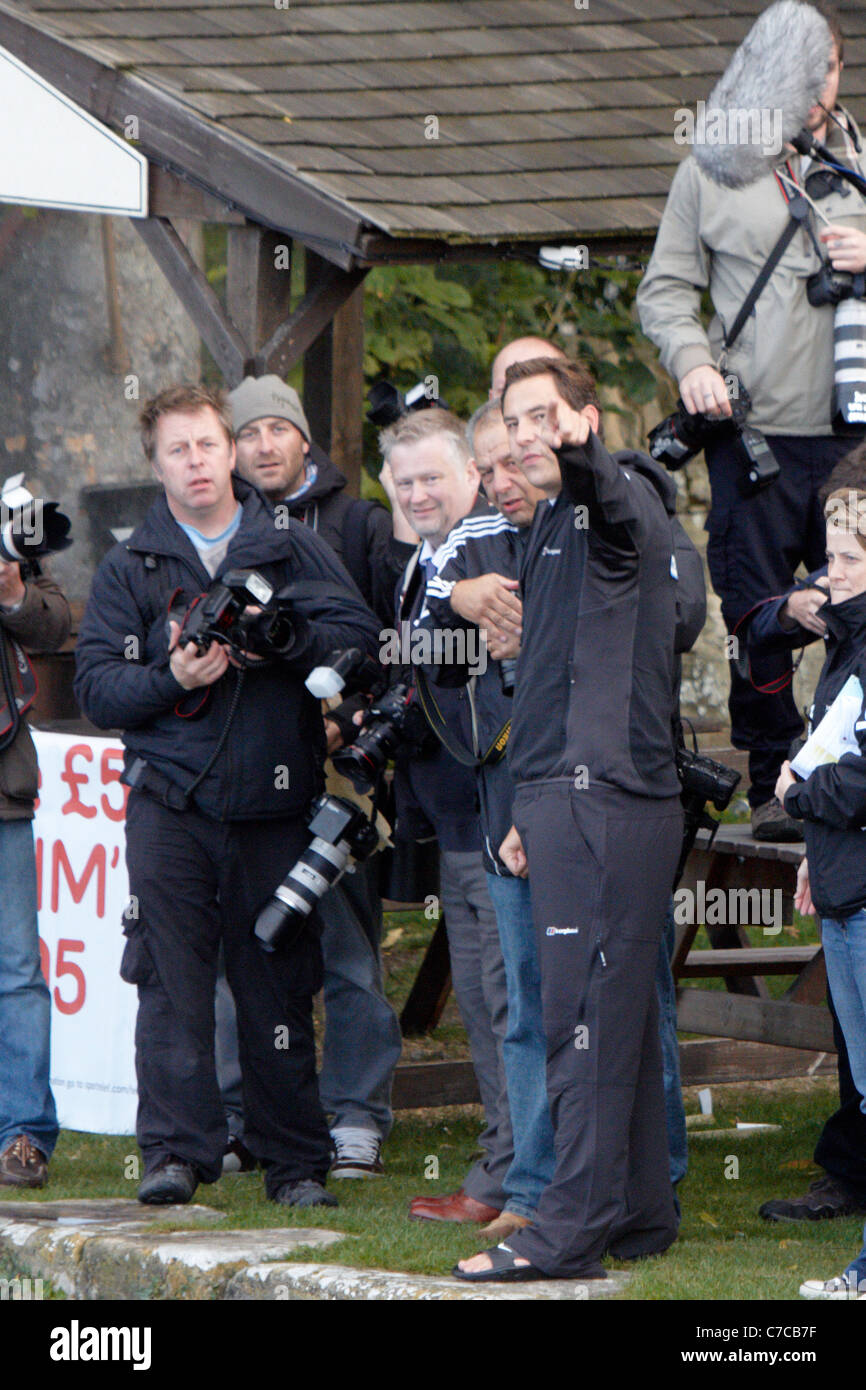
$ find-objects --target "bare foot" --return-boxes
[457,1249,531,1274]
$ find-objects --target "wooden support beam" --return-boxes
[680,947,818,977]
[399,917,452,1038]
[133,217,253,386]
[330,281,365,495]
[227,226,293,356]
[256,258,367,381]
[355,232,654,267]
[390,1040,837,1111]
[302,250,334,453]
[393,1061,480,1110]
[148,166,245,224]
[677,1038,836,1084]
[676,987,835,1053]
[784,948,828,1006]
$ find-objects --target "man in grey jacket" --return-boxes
[637,4,866,842]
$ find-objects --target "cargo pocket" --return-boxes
[119,912,157,986]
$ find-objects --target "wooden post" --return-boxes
[330,282,365,496]
[302,250,334,453]
[226,226,293,366]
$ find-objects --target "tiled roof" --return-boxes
[3,0,865,255]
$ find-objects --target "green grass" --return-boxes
[1,1077,861,1299]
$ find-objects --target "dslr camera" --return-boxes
[305,647,430,796]
[174,569,296,663]
[648,374,779,495]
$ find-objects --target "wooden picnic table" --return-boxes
[390,820,836,1108]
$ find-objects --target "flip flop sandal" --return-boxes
[452,1243,546,1283]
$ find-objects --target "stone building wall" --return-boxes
[0,209,201,608]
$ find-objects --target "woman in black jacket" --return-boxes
[776,470,866,1300]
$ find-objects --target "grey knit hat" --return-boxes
[227,375,311,441]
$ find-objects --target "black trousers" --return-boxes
[507,781,683,1278]
[121,790,331,1197]
[815,988,866,1201]
[705,433,853,806]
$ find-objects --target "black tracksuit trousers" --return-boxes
[507,781,683,1278]
[121,790,332,1198]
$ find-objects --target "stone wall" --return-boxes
[0,209,201,608]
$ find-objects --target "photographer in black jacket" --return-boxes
[216,375,413,1180]
[74,384,380,1208]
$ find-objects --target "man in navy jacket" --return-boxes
[74,383,380,1209]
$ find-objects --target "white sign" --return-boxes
[0,47,148,216]
[33,730,137,1135]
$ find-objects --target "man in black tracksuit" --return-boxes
[74,384,380,1208]
[456,358,684,1282]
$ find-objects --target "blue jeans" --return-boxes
[0,821,58,1158]
[318,864,403,1141]
[844,1226,866,1289]
[821,912,866,1117]
[821,910,866,1291]
[657,900,688,1191]
[485,872,555,1216]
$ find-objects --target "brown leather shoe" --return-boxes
[0,1135,47,1188]
[408,1190,501,1224]
[479,1211,532,1243]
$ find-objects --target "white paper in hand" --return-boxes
[791,674,864,779]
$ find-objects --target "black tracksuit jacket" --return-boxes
[508,432,682,798]
[74,475,381,822]
[424,508,524,874]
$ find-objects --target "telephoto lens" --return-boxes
[254,794,379,951]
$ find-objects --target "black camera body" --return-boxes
[648,375,779,495]
[367,378,448,428]
[807,264,866,308]
[331,681,425,794]
[676,745,741,816]
[254,793,380,950]
[176,569,296,662]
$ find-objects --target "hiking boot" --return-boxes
[329,1127,384,1179]
[751,796,802,842]
[0,1135,47,1188]
[273,1178,338,1209]
[137,1155,198,1205]
[760,1175,866,1222]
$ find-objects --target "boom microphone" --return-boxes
[691,1,832,189]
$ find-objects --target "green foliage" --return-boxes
[196,232,666,472]
[361,254,662,474]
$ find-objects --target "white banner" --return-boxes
[33,730,137,1135]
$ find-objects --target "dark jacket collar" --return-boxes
[824,588,866,647]
[290,443,348,507]
[125,474,286,565]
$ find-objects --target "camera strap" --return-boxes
[723,190,809,353]
[414,668,510,769]
[0,635,35,753]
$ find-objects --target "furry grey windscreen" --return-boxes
[692,1,832,188]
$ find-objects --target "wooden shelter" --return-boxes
[5,0,864,486]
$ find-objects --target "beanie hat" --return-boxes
[227,375,311,441]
